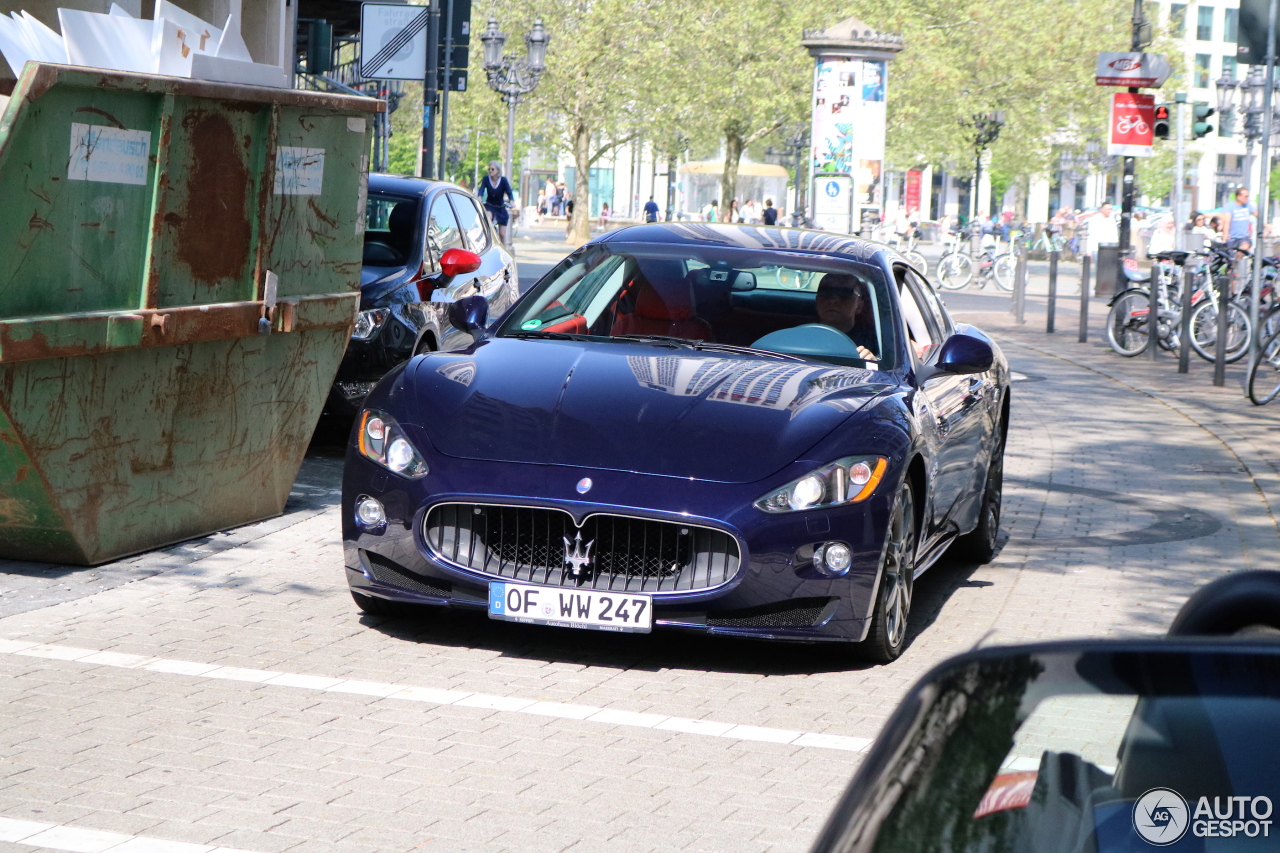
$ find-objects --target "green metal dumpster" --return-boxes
[0,63,381,565]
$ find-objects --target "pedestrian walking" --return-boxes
[480,161,515,246]
[1085,202,1118,258]
[727,199,741,223]
[1224,187,1256,251]
[700,199,718,222]
[565,194,575,237]
[643,196,660,223]
[761,198,778,226]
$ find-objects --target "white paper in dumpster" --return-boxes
[155,0,220,55]
[68,122,151,185]
[153,17,193,77]
[59,8,153,74]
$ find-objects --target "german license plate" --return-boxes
[488,583,652,633]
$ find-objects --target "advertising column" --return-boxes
[802,18,903,235]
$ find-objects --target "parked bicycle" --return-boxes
[876,225,928,274]
[1105,247,1254,361]
[1248,304,1280,404]
[938,231,1015,291]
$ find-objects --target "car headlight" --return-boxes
[352,309,389,341]
[357,409,429,478]
[754,456,888,513]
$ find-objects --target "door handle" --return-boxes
[967,377,985,400]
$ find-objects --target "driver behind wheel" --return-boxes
[815,273,878,361]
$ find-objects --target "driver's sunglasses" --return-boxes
[816,288,859,301]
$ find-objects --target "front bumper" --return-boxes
[343,451,897,643]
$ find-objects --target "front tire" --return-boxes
[1106,289,1152,356]
[1190,299,1252,363]
[938,252,972,289]
[351,590,405,617]
[1248,326,1280,405]
[858,481,918,663]
[992,253,1017,291]
[904,250,928,275]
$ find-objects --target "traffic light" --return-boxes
[1153,104,1172,139]
[1193,103,1215,138]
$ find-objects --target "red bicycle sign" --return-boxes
[1109,92,1155,156]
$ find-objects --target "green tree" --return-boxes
[862,0,1132,183]
[680,0,817,212]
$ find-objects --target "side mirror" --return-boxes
[441,247,482,277]
[916,333,993,383]
[447,294,489,342]
[416,248,483,301]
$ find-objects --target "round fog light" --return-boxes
[811,542,852,577]
[355,496,386,527]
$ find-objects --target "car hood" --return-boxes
[409,338,892,484]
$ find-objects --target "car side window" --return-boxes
[425,195,466,272]
[450,193,491,254]
[895,266,943,362]
[906,270,953,338]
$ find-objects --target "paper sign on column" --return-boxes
[68,123,151,185]
[274,147,325,195]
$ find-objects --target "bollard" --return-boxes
[1213,273,1229,387]
[1046,251,1058,333]
[1079,255,1091,342]
[1014,252,1028,325]
[1147,261,1160,361]
[1178,264,1193,373]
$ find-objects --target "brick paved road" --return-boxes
[1,269,1277,852]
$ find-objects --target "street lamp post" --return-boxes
[480,17,550,208]
[969,111,1005,224]
[765,128,811,224]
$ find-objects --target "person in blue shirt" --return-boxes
[480,161,515,245]
[761,198,779,226]
[643,196,660,223]
[1224,187,1256,251]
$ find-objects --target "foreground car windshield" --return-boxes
[498,243,900,369]
[831,647,1279,853]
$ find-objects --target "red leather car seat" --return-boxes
[611,277,713,341]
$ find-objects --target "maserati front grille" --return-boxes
[423,503,741,593]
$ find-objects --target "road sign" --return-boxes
[1109,92,1155,157]
[1237,0,1275,64]
[812,174,854,234]
[1095,52,1171,88]
[360,2,431,81]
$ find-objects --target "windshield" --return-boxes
[363,192,421,269]
[497,243,899,369]
[837,648,1280,853]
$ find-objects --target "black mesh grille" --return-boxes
[363,550,452,597]
[423,504,741,593]
[706,598,834,628]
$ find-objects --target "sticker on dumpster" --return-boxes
[274,147,325,195]
[67,123,151,186]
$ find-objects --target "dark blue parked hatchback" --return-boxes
[342,224,1009,661]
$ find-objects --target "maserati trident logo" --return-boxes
[563,530,594,577]
[576,477,593,494]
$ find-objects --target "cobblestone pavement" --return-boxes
[1,253,1277,853]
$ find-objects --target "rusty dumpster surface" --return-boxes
[0,63,382,565]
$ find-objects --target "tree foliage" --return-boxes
[391,0,1158,224]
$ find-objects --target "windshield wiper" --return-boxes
[504,331,591,340]
[608,334,697,348]
[686,342,809,362]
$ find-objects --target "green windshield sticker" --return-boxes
[521,319,543,329]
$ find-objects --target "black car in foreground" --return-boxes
[325,173,519,418]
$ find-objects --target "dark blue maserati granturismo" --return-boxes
[342,224,1010,661]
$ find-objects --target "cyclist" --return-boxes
[479,161,515,245]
